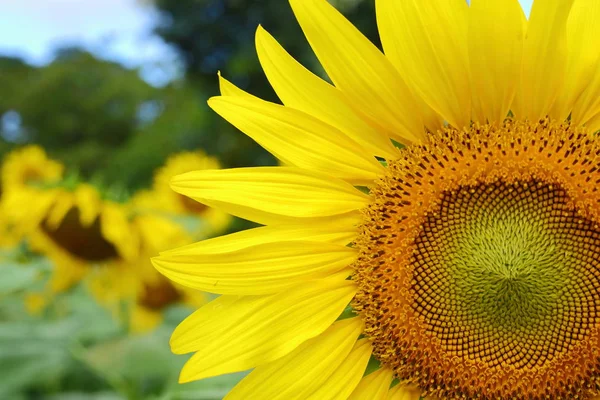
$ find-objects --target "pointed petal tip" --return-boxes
[149,256,167,274]
[169,333,187,355]
[207,95,222,108]
[255,24,271,44]
[170,324,197,355]
[178,367,196,384]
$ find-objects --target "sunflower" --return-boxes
[129,199,207,333]
[152,0,600,398]
[150,151,231,237]
[9,183,141,296]
[0,145,64,246]
[1,145,63,191]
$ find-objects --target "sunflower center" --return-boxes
[21,167,45,185]
[178,194,208,214]
[353,120,600,399]
[414,179,598,368]
[139,279,182,310]
[43,208,120,262]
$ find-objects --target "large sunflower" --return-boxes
[153,0,600,398]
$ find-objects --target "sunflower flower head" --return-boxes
[1,145,64,191]
[6,181,141,295]
[0,145,64,246]
[153,0,600,398]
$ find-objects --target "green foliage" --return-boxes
[19,49,150,148]
[0,49,211,191]
[0,260,243,400]
[1,50,153,178]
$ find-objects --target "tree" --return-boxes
[150,0,377,168]
[0,49,213,191]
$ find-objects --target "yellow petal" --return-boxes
[86,263,141,305]
[512,0,575,120]
[377,0,470,128]
[468,0,525,124]
[100,203,139,261]
[130,305,162,334]
[585,112,600,133]
[4,188,57,235]
[74,184,101,226]
[551,0,600,121]
[387,384,422,400]
[225,317,364,400]
[254,26,398,159]
[348,368,394,400]
[289,0,425,144]
[307,339,373,400]
[44,192,73,230]
[208,95,384,185]
[152,239,355,295]
[161,223,357,256]
[24,293,49,316]
[135,213,190,253]
[572,67,600,127]
[175,278,357,382]
[49,259,87,293]
[170,167,369,225]
[217,71,254,98]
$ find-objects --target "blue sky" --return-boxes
[0,0,535,84]
[0,0,179,85]
[520,0,534,15]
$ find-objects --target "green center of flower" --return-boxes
[412,179,600,369]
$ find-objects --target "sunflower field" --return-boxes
[0,1,379,399]
[0,145,242,399]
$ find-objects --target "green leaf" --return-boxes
[44,392,125,400]
[0,264,38,294]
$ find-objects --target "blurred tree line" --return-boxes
[0,0,375,193]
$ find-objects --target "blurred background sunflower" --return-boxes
[0,0,536,399]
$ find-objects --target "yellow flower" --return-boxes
[148,151,231,237]
[0,207,16,248]
[9,183,141,298]
[0,145,63,246]
[153,0,600,398]
[1,145,63,191]
[129,210,207,333]
[24,292,50,316]
[129,278,207,334]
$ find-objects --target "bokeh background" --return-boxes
[0,0,534,399]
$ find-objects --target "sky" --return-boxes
[0,0,535,84]
[0,0,179,85]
